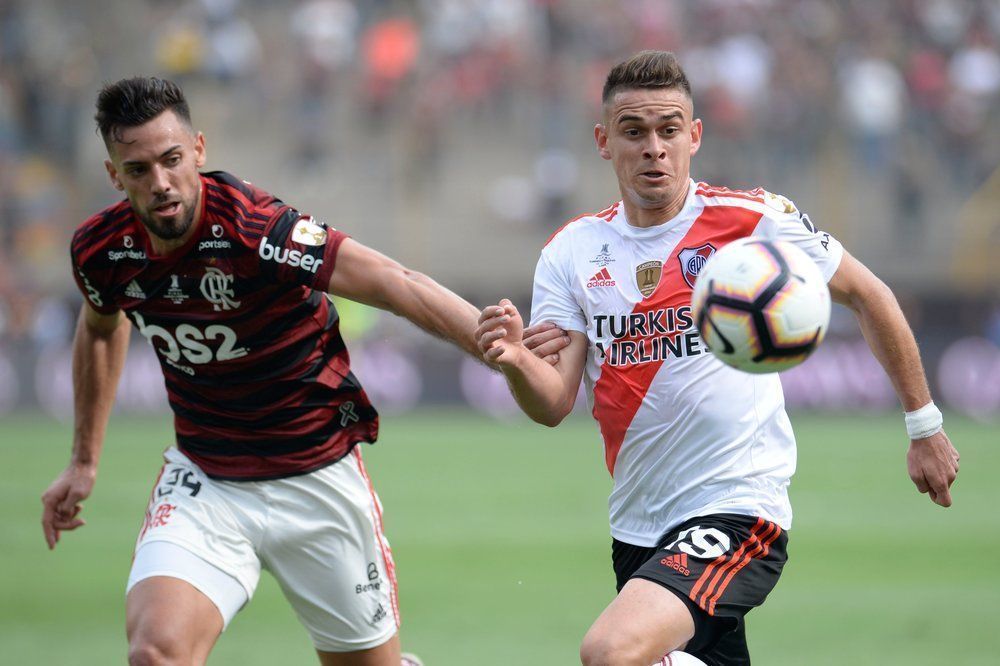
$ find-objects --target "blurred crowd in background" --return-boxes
[1,0,998,414]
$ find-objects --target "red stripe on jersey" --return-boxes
[695,183,765,204]
[543,202,619,248]
[352,448,400,628]
[591,204,763,475]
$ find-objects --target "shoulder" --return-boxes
[203,171,287,219]
[71,199,134,265]
[695,181,799,217]
[543,201,621,250]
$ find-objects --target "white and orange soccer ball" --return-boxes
[690,238,830,374]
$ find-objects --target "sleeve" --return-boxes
[529,246,587,333]
[753,191,844,282]
[254,207,348,290]
[70,240,118,315]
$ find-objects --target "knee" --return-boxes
[580,629,647,666]
[128,635,186,666]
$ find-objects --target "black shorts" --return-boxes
[612,513,788,666]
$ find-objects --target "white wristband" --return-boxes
[904,402,943,440]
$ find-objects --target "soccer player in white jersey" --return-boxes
[475,51,960,665]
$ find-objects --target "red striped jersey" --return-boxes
[530,180,843,546]
[70,171,378,480]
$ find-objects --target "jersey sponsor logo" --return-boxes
[586,267,616,288]
[211,224,224,238]
[198,239,231,251]
[636,260,663,297]
[339,401,359,427]
[165,274,190,304]
[820,232,830,251]
[124,279,146,300]
[659,552,691,576]
[133,312,249,375]
[259,235,324,273]
[590,243,615,267]
[677,243,716,289]
[123,235,134,248]
[664,526,732,560]
[199,266,241,311]
[77,268,104,307]
[292,216,328,246]
[593,307,704,366]
[107,247,147,262]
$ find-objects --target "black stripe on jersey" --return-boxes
[204,201,267,234]
[206,186,272,225]
[204,170,257,201]
[205,182,275,222]
[72,208,134,257]
[175,405,378,458]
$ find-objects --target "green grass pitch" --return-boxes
[2,410,997,665]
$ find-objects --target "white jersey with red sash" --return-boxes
[530,180,844,547]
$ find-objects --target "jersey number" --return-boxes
[663,526,732,559]
[133,313,248,367]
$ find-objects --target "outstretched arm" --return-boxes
[828,251,959,506]
[476,299,588,427]
[327,238,483,358]
[41,304,130,548]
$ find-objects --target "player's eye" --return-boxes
[166,154,182,166]
[127,166,146,176]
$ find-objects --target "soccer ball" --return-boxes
[690,238,830,374]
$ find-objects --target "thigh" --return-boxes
[632,514,788,662]
[316,633,400,666]
[136,448,263,600]
[262,448,399,653]
[126,576,224,665]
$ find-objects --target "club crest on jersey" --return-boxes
[200,267,240,311]
[677,243,716,289]
[764,191,797,214]
[292,216,328,246]
[636,260,663,298]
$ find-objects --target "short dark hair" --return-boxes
[602,50,691,105]
[95,76,192,144]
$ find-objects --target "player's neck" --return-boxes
[622,186,689,229]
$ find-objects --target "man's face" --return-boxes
[595,87,702,212]
[104,110,206,242]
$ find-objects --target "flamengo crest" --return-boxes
[678,243,716,289]
[200,267,241,311]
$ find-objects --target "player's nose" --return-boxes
[641,136,667,160]
[149,164,171,194]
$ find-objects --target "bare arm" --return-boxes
[41,304,131,548]
[327,238,482,358]
[476,300,588,427]
[828,251,959,506]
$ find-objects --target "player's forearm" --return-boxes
[387,269,482,359]
[498,347,576,427]
[845,279,931,411]
[70,311,130,469]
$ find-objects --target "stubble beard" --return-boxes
[138,197,196,241]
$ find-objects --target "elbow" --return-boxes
[529,400,574,428]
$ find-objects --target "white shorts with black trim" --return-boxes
[127,446,399,652]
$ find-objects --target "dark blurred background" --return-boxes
[1,0,998,418]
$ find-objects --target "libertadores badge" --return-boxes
[636,260,663,298]
[678,243,716,289]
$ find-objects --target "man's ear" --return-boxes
[105,159,124,191]
[193,131,207,168]
[595,124,611,161]
[689,118,703,157]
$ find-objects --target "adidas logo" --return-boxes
[660,552,690,576]
[586,267,616,289]
[124,279,146,300]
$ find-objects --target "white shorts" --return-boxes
[127,446,399,652]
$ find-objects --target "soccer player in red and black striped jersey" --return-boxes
[38,77,511,666]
